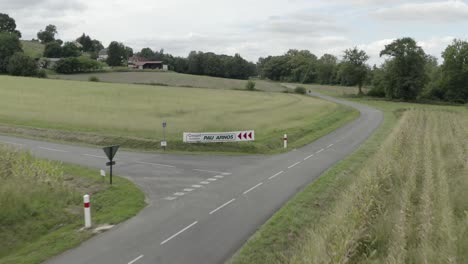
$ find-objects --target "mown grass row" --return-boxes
[286,110,467,263]
[0,146,145,264]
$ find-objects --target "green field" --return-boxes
[0,145,145,264]
[20,40,44,59]
[0,76,358,153]
[52,71,288,92]
[231,96,468,263]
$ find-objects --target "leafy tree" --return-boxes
[172,57,188,72]
[368,64,387,97]
[43,41,62,57]
[61,42,81,57]
[91,40,104,52]
[260,55,290,81]
[340,47,369,94]
[0,32,22,72]
[125,46,134,58]
[379,38,428,100]
[317,54,338,84]
[0,13,21,37]
[286,50,318,83]
[257,50,318,83]
[139,47,155,60]
[438,39,468,102]
[37,24,57,43]
[76,33,93,52]
[7,52,38,76]
[187,51,203,75]
[106,41,127,66]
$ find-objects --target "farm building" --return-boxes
[134,61,164,69]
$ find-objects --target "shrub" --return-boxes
[246,80,256,91]
[36,69,47,78]
[294,86,307,95]
[6,52,38,76]
[89,76,99,82]
[367,86,386,97]
[54,56,103,74]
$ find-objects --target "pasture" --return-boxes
[0,76,357,153]
[52,71,287,92]
[20,40,44,59]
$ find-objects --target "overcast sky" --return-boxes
[1,0,467,65]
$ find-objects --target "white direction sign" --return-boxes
[183,130,255,143]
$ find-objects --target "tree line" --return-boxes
[1,12,467,102]
[135,50,256,79]
[256,38,468,103]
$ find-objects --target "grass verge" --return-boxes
[230,98,468,263]
[0,146,145,264]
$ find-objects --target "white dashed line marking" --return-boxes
[243,182,263,195]
[304,154,314,161]
[209,199,236,215]
[83,154,108,159]
[207,178,217,181]
[135,161,175,168]
[192,185,202,188]
[327,144,334,148]
[214,175,224,179]
[128,254,144,264]
[160,221,198,245]
[164,197,177,201]
[38,147,68,153]
[193,169,231,175]
[288,162,301,169]
[268,171,284,180]
[200,181,210,184]
[0,141,23,146]
[316,149,324,154]
[183,188,194,192]
[174,192,185,196]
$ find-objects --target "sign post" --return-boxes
[103,145,119,185]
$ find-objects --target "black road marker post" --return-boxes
[162,121,167,151]
[103,145,119,185]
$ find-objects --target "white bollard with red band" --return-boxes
[83,194,91,228]
[284,134,288,149]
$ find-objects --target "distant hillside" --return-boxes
[21,40,44,58]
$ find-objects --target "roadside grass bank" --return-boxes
[230,101,468,263]
[0,76,358,154]
[0,145,145,264]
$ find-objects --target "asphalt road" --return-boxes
[0,92,383,264]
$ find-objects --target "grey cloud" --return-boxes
[0,0,86,12]
[254,11,346,37]
[371,1,468,22]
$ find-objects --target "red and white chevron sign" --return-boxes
[183,130,255,143]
